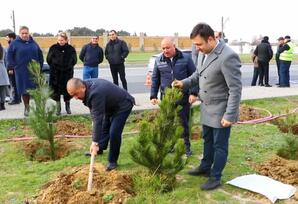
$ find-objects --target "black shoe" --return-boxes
[0,103,5,110]
[259,84,264,86]
[185,149,192,157]
[8,100,21,105]
[275,83,280,85]
[200,177,221,190]
[188,166,210,177]
[278,85,290,88]
[84,149,103,156]
[106,162,117,171]
[65,101,71,114]
[264,84,272,87]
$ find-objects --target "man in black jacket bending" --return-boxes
[67,78,135,171]
[105,30,129,90]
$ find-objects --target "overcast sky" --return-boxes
[1,0,297,42]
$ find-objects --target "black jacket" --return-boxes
[105,38,129,65]
[83,79,135,142]
[254,40,273,62]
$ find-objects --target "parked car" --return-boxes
[145,50,192,87]
[42,63,50,84]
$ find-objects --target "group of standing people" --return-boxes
[1,27,130,116]
[251,35,295,87]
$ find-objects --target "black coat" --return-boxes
[105,38,129,65]
[254,40,273,63]
[47,43,77,96]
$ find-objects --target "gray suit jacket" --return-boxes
[182,42,242,128]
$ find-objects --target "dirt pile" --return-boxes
[35,164,134,204]
[56,120,91,136]
[255,155,298,201]
[238,105,263,121]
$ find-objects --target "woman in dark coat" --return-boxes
[47,32,77,115]
[6,26,44,116]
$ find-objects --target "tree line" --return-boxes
[0,27,131,37]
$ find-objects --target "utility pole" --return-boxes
[11,10,16,33]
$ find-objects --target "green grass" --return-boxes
[1,96,298,203]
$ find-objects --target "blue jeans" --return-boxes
[199,125,231,180]
[83,66,98,80]
[279,60,291,86]
[98,108,132,163]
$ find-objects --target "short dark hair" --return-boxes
[7,32,16,40]
[190,23,214,41]
[109,30,117,35]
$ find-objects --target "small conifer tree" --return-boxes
[130,88,187,183]
[28,60,56,160]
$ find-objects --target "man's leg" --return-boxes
[108,108,132,164]
[118,63,127,90]
[110,65,119,86]
[90,66,99,79]
[210,126,231,181]
[199,125,215,171]
[83,66,91,80]
[180,103,191,155]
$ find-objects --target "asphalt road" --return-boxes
[74,65,298,94]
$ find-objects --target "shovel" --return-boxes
[87,150,96,192]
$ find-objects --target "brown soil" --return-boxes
[238,105,263,121]
[22,139,75,162]
[254,155,298,201]
[191,126,202,140]
[35,164,134,204]
[56,120,91,136]
[255,155,298,185]
[276,122,298,135]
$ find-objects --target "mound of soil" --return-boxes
[255,155,298,185]
[238,105,263,121]
[56,120,91,136]
[35,164,134,204]
[22,139,75,162]
[255,155,298,201]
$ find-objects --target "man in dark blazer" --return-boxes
[67,78,135,171]
[173,23,242,190]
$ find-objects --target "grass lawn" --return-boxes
[1,96,298,203]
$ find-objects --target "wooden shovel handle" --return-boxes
[87,153,95,192]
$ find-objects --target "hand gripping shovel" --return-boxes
[87,151,96,192]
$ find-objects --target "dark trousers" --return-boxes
[279,60,291,87]
[199,125,231,180]
[180,103,191,150]
[98,108,132,163]
[276,59,280,84]
[110,63,127,90]
[251,67,260,86]
[8,72,21,102]
[258,60,270,85]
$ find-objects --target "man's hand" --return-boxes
[8,70,14,75]
[189,95,197,104]
[90,142,99,155]
[172,80,183,89]
[150,98,160,105]
[221,118,233,127]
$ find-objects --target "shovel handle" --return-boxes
[87,153,95,192]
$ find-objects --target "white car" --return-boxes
[145,50,192,87]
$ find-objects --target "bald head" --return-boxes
[161,37,176,58]
[67,78,86,100]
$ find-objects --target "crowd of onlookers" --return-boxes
[0,27,129,116]
[251,35,295,87]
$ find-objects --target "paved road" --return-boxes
[74,65,298,94]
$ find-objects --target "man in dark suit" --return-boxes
[67,78,134,171]
[173,23,242,190]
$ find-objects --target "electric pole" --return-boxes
[11,10,16,33]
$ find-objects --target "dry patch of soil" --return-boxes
[56,120,91,136]
[35,164,134,204]
[239,105,263,121]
